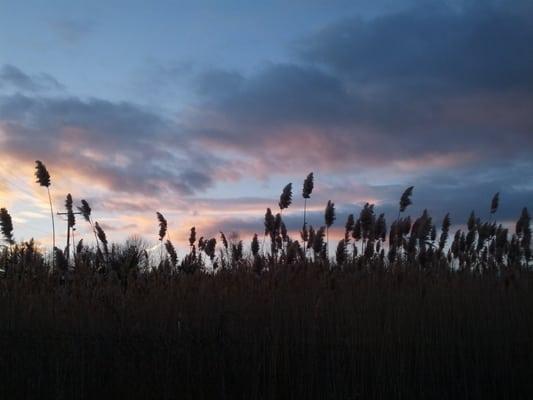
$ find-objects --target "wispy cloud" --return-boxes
[0,64,64,92]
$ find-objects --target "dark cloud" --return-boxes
[0,65,64,92]
[0,93,224,196]
[299,1,533,91]
[181,0,533,183]
[194,69,244,99]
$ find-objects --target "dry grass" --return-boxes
[0,166,531,398]
[0,258,532,399]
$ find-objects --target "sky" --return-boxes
[0,0,532,253]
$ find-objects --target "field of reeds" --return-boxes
[0,161,532,399]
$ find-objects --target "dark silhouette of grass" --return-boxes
[0,165,531,398]
[0,258,532,399]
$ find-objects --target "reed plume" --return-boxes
[76,239,84,255]
[156,212,168,241]
[300,224,309,244]
[439,213,451,252]
[344,214,354,241]
[516,207,531,261]
[302,172,314,238]
[325,200,335,258]
[94,222,108,255]
[399,186,414,213]
[78,200,91,222]
[220,232,228,250]
[312,226,326,260]
[35,160,55,250]
[263,208,275,255]
[279,183,293,212]
[335,239,346,265]
[393,186,413,257]
[65,194,76,262]
[165,240,178,267]
[204,238,217,262]
[490,192,500,215]
[78,199,100,251]
[189,227,196,248]
[375,213,387,242]
[156,212,168,262]
[251,233,259,257]
[307,226,315,251]
[359,203,375,254]
[0,208,14,245]
[302,172,314,199]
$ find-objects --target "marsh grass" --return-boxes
[0,260,532,400]
[0,167,532,399]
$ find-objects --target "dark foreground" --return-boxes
[1,263,532,400]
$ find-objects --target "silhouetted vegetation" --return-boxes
[0,162,531,399]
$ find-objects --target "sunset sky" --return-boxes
[0,0,532,252]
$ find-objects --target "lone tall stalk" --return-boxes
[325,200,335,259]
[396,186,414,256]
[156,212,168,262]
[35,161,55,251]
[302,172,314,250]
[78,199,100,252]
[65,194,76,262]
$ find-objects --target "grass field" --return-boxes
[0,165,531,399]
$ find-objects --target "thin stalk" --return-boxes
[303,198,307,256]
[66,222,70,262]
[326,227,329,260]
[303,198,307,229]
[89,220,100,252]
[47,188,55,250]
[396,209,401,259]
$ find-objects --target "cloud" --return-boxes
[0,65,64,92]
[49,18,94,45]
[299,1,533,92]
[2,1,533,247]
[0,93,224,197]
[177,0,533,186]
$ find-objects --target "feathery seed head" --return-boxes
[66,194,76,228]
[220,232,228,250]
[251,233,259,257]
[264,208,275,236]
[0,208,14,245]
[302,172,314,199]
[156,212,168,241]
[345,214,355,236]
[325,200,336,228]
[35,160,51,187]
[165,240,178,266]
[336,239,346,265]
[77,200,92,222]
[490,192,500,214]
[399,186,414,212]
[94,222,108,253]
[300,224,309,242]
[204,238,217,260]
[279,183,293,210]
[189,227,196,247]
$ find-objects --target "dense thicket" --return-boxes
[0,251,532,399]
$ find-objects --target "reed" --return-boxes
[0,208,14,245]
[35,160,55,250]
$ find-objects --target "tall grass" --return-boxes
[35,160,55,250]
[0,163,531,399]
